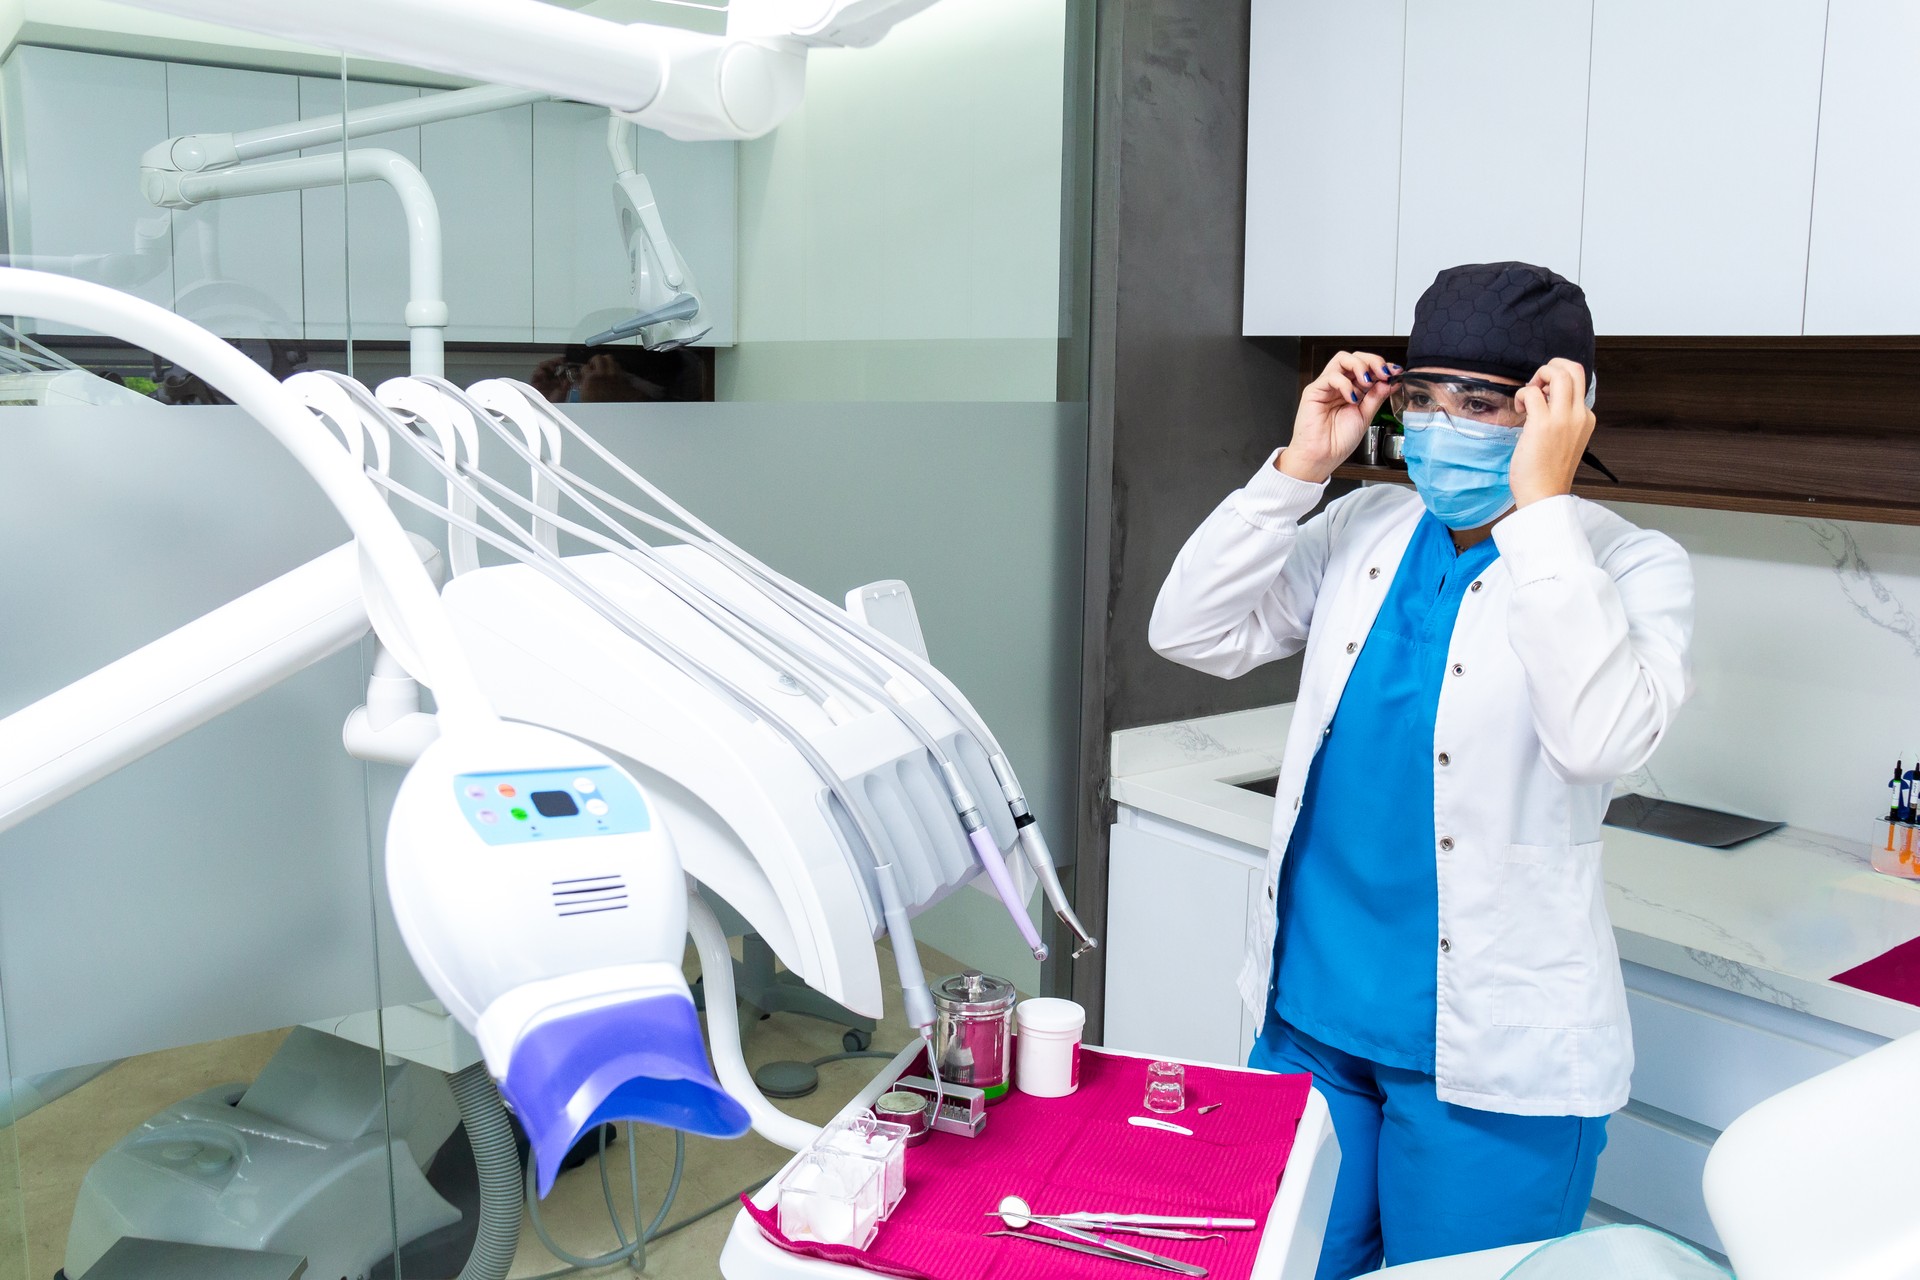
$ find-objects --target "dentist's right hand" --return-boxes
[1278,351,1398,483]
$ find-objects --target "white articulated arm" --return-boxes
[0,267,498,734]
[141,83,550,180]
[144,149,448,377]
[116,0,942,142]
[587,118,710,350]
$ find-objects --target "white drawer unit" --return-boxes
[1593,1106,1721,1253]
[1105,809,1264,1067]
[1590,960,1887,1255]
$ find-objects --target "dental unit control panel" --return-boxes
[453,764,649,845]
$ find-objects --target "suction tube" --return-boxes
[350,398,942,1042]
[482,385,1097,957]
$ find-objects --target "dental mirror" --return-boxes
[996,1194,1036,1229]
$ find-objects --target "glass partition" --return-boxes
[0,0,1094,1273]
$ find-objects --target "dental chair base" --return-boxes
[63,1028,462,1280]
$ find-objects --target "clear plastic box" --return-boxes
[1870,820,1920,880]
[776,1149,884,1250]
[819,1114,910,1218]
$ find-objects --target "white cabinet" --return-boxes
[1592,961,1886,1255]
[532,100,737,346]
[1802,0,1920,334]
[420,104,535,342]
[1242,0,1404,337]
[1104,810,1261,1067]
[1,47,172,334]
[1391,0,1591,334]
[1578,0,1827,335]
[298,77,422,342]
[166,63,304,340]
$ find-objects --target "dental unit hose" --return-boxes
[437,377,1048,960]
[483,382,1099,957]
[354,409,942,1038]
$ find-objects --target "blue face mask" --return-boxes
[1400,412,1519,529]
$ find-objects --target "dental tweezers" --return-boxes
[985,1231,1209,1276]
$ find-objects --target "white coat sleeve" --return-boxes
[1148,450,1334,679]
[1491,495,1694,785]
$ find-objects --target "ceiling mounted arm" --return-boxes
[113,0,941,142]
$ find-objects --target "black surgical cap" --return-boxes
[1406,262,1595,384]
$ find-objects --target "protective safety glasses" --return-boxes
[1388,370,1600,437]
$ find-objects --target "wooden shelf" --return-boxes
[1331,463,1920,527]
[1302,336,1920,527]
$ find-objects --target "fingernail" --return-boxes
[1361,372,1372,384]
[1349,392,1359,403]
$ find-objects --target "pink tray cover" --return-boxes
[1832,933,1920,1008]
[743,1046,1312,1280]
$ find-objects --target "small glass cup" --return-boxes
[1143,1059,1185,1114]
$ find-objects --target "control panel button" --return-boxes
[454,766,649,845]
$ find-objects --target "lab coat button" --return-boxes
[1368,567,1380,579]
[1440,937,1452,953]
[1470,580,1483,592]
[1267,882,1275,901]
[1345,642,1358,654]
[1451,663,1464,676]
[1437,752,1451,766]
[1439,837,1454,852]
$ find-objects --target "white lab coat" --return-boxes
[1149,453,1694,1116]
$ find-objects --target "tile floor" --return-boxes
[2,937,965,1280]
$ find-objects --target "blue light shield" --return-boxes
[503,992,751,1197]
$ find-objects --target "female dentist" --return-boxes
[1150,263,1694,1278]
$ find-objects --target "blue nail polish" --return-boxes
[1349,392,1359,403]
[1361,372,1372,384]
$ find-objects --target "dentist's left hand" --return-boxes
[1511,358,1596,507]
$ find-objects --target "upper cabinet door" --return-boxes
[1243,0,1405,337]
[1580,0,1827,335]
[298,77,422,343]
[2,47,172,334]
[1803,0,1920,335]
[421,104,535,343]
[166,63,304,341]
[1392,0,1591,335]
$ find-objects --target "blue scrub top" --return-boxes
[1272,513,1501,1073]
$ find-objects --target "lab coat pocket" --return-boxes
[1490,841,1615,1030]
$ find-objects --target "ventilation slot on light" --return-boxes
[551,875,629,918]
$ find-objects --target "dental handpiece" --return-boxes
[943,764,1047,960]
[991,756,1099,956]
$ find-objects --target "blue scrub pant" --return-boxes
[1250,1018,1607,1280]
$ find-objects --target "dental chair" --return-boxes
[1375,1028,1920,1279]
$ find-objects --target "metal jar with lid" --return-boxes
[932,971,1017,1102]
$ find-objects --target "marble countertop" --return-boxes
[1112,705,1920,1041]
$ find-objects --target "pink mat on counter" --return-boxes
[742,1047,1313,1280]
[1832,933,1920,1007]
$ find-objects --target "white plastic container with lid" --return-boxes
[1014,997,1085,1098]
